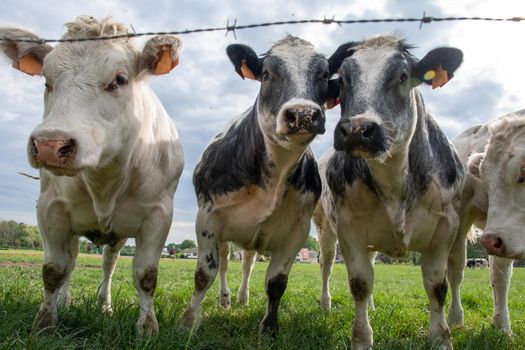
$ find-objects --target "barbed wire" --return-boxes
[0,14,524,43]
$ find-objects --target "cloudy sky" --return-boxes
[0,0,524,244]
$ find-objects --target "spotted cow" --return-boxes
[181,35,337,335]
[313,34,464,349]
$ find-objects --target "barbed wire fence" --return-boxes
[0,13,524,43]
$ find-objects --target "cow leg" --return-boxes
[97,239,127,314]
[218,242,231,308]
[421,248,452,349]
[57,236,79,309]
[181,217,220,331]
[490,255,513,334]
[339,236,374,350]
[32,220,75,331]
[367,251,377,311]
[316,217,337,311]
[237,249,256,306]
[447,232,467,326]
[133,208,171,336]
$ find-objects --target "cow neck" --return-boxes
[81,153,133,231]
[264,135,306,193]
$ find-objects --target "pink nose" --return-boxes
[32,137,77,167]
[480,233,504,255]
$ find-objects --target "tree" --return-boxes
[177,239,196,251]
[304,235,319,251]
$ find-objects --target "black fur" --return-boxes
[193,108,272,202]
[226,44,263,80]
[326,151,381,198]
[327,41,359,74]
[413,47,463,85]
[287,148,322,202]
[261,273,288,334]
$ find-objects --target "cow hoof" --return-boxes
[237,292,249,306]
[430,334,453,350]
[57,293,72,309]
[181,308,201,332]
[493,316,512,336]
[319,296,331,311]
[32,309,57,332]
[98,302,114,316]
[448,307,464,326]
[259,318,278,338]
[136,313,159,337]
[219,293,231,309]
[351,342,373,350]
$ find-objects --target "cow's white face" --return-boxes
[479,119,525,259]
[0,20,181,177]
[28,41,140,175]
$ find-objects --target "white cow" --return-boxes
[448,110,525,334]
[0,16,184,335]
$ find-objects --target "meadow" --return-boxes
[0,249,524,349]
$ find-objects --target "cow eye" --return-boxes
[262,70,271,82]
[106,73,129,92]
[44,83,53,92]
[339,77,344,86]
[321,71,329,83]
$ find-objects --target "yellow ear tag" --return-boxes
[18,55,42,76]
[240,59,255,80]
[431,66,450,89]
[154,47,174,75]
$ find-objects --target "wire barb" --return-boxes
[225,19,237,39]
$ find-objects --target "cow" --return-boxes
[0,16,184,335]
[181,35,337,335]
[447,110,525,335]
[465,258,489,268]
[313,34,464,349]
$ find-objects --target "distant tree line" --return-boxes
[0,220,42,249]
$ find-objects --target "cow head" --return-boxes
[473,115,525,259]
[0,16,182,176]
[328,34,462,159]
[227,36,333,151]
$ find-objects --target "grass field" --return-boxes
[0,250,524,349]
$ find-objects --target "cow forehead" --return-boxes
[266,37,324,72]
[43,41,137,81]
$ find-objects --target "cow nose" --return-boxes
[480,233,505,255]
[32,137,77,167]
[334,119,381,151]
[284,106,325,134]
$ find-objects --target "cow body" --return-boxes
[448,110,525,334]
[181,36,331,334]
[0,16,184,335]
[314,35,464,349]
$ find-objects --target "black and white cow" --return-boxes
[465,258,489,268]
[313,35,464,349]
[448,111,525,334]
[181,35,334,334]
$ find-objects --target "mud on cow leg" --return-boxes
[33,262,68,331]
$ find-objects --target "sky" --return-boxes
[0,0,524,244]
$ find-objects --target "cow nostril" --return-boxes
[57,140,76,157]
[312,110,320,122]
[285,110,297,124]
[31,138,39,154]
[362,123,377,138]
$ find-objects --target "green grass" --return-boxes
[0,250,524,349]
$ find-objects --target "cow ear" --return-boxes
[226,44,262,81]
[467,152,485,179]
[139,35,182,76]
[413,47,463,89]
[327,41,358,75]
[325,78,340,110]
[0,27,52,76]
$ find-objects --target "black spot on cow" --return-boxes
[193,108,272,202]
[350,277,368,301]
[201,230,208,238]
[261,273,288,335]
[326,151,381,198]
[82,230,120,247]
[287,148,322,201]
[206,252,218,269]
